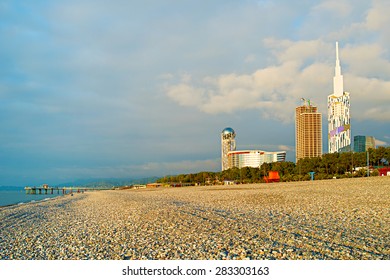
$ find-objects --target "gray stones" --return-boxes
[0,176,389,260]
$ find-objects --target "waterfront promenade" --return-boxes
[0,177,389,260]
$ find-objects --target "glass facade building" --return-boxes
[354,135,375,152]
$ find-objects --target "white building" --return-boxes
[227,150,286,169]
[328,42,351,153]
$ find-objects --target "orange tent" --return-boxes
[263,171,280,183]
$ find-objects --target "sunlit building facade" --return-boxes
[328,42,351,153]
[295,103,323,162]
[227,150,286,169]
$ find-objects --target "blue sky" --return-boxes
[1,0,389,185]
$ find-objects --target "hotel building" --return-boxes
[227,150,286,169]
[295,102,323,162]
[328,42,351,153]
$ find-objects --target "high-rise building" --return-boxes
[227,150,286,169]
[354,135,376,152]
[328,42,351,153]
[295,101,322,162]
[221,127,236,171]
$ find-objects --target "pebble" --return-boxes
[0,177,389,260]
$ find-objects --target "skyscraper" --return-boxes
[328,42,351,153]
[295,100,322,162]
[221,127,236,171]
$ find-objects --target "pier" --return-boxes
[24,186,111,195]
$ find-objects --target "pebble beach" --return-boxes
[1,177,389,260]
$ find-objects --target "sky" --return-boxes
[1,0,389,186]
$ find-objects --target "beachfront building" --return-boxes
[295,100,322,162]
[328,42,351,153]
[227,150,286,169]
[354,135,376,152]
[221,127,236,171]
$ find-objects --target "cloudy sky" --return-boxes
[1,0,389,185]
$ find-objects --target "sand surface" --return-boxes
[1,177,389,260]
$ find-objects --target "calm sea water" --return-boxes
[0,187,63,207]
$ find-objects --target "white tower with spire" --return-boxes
[328,42,351,153]
[333,42,344,96]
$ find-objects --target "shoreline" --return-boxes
[1,176,389,260]
[0,176,383,209]
[0,190,85,210]
[0,188,104,209]
[0,192,67,210]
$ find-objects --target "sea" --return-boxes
[0,186,64,207]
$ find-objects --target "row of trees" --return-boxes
[156,147,390,185]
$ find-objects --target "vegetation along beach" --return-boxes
[0,176,389,260]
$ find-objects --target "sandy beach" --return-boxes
[0,177,389,260]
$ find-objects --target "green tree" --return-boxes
[259,163,271,180]
[339,152,354,174]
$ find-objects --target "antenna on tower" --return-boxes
[301,98,311,106]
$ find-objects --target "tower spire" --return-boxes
[333,41,344,96]
[335,42,341,76]
[328,41,351,154]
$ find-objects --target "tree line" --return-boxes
[156,146,390,185]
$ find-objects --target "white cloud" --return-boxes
[365,0,390,31]
[165,39,334,122]
[244,54,256,63]
[278,145,294,151]
[312,0,352,17]
[166,33,390,123]
[158,73,174,80]
[345,74,390,121]
[343,44,390,78]
[264,38,329,64]
[375,139,387,146]
[166,83,206,107]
